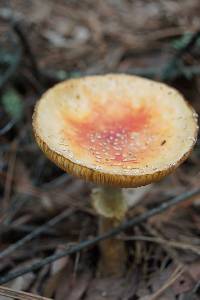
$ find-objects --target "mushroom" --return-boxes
[32,74,198,277]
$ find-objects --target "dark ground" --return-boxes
[0,1,200,299]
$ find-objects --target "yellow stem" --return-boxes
[92,186,127,277]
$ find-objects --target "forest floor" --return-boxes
[0,1,200,299]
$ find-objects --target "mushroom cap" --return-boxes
[33,74,198,187]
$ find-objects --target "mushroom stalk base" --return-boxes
[92,186,127,277]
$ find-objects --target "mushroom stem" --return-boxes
[92,186,128,277]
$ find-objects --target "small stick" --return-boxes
[2,140,18,213]
[0,188,199,285]
[12,22,41,81]
[0,208,75,260]
[0,119,16,135]
[148,266,184,300]
[0,285,52,300]
[189,279,200,297]
[120,235,200,255]
[12,21,44,93]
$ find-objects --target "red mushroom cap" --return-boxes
[33,74,198,187]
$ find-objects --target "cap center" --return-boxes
[64,103,158,168]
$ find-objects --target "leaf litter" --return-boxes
[0,0,200,299]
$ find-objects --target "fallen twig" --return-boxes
[148,266,184,300]
[0,285,52,300]
[189,279,200,298]
[0,188,199,285]
[0,208,75,260]
[11,21,44,94]
[120,235,200,255]
[2,140,18,212]
[12,22,41,82]
[0,119,16,135]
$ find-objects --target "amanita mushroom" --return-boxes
[32,74,198,276]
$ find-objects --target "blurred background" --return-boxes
[0,1,200,299]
